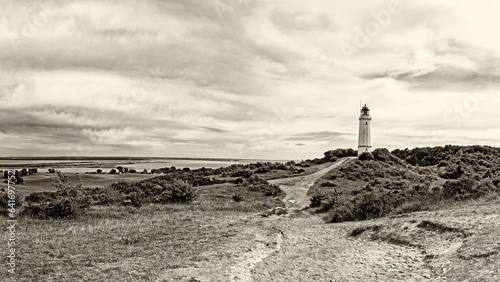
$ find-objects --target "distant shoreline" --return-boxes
[0,157,292,170]
[0,156,243,162]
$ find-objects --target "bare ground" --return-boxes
[212,158,499,282]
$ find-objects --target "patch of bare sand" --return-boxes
[252,216,433,281]
[354,200,500,281]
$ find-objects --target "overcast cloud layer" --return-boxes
[1,0,499,159]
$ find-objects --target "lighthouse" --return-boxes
[358,104,372,156]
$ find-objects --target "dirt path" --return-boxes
[268,157,355,210]
[226,158,354,281]
[229,157,438,281]
[251,217,433,281]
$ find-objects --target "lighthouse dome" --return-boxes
[361,104,370,116]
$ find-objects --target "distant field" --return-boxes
[8,173,156,199]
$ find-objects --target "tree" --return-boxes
[96,169,102,174]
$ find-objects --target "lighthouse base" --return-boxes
[358,146,372,156]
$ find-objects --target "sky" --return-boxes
[0,0,499,160]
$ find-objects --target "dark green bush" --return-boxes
[441,176,476,199]
[23,171,90,219]
[169,179,197,203]
[320,181,337,187]
[358,152,374,161]
[124,191,147,208]
[86,187,125,205]
[324,149,357,161]
[231,169,254,178]
[324,197,355,223]
[25,192,59,203]
[310,189,341,212]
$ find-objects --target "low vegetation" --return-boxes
[17,160,285,219]
[310,146,500,223]
[23,171,90,219]
[1,162,287,280]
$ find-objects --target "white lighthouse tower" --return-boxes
[358,104,372,156]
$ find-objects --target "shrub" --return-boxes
[320,181,337,187]
[263,184,281,196]
[324,148,357,161]
[25,192,59,203]
[358,152,374,161]
[441,176,476,199]
[309,192,324,208]
[372,148,404,164]
[247,180,282,196]
[231,169,254,178]
[439,164,465,179]
[124,191,147,208]
[86,187,125,205]
[255,167,271,173]
[110,181,134,194]
[310,189,341,212]
[232,194,243,202]
[323,190,410,223]
[169,179,197,203]
[23,171,90,219]
[324,197,355,223]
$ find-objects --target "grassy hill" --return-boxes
[308,146,500,223]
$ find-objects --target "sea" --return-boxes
[0,158,290,174]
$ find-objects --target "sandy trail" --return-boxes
[226,159,355,281]
[268,157,355,210]
[158,159,498,281]
[251,216,434,281]
[235,158,435,281]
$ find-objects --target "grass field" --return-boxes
[1,180,285,281]
[8,173,157,199]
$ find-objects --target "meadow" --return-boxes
[1,181,285,281]
[1,146,500,281]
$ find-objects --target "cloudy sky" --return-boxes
[0,0,499,159]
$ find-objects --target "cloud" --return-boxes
[270,7,334,33]
[286,131,355,142]
[1,0,500,158]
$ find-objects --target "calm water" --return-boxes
[0,158,288,173]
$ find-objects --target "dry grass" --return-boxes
[0,182,284,281]
[12,173,160,199]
